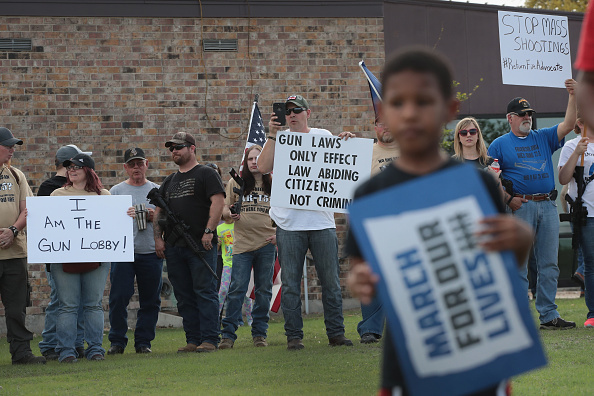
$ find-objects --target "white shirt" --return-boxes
[558,136,594,217]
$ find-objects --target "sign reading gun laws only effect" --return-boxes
[498,10,572,88]
[271,131,373,214]
[348,165,546,396]
[26,196,134,263]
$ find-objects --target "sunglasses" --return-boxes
[126,160,146,168]
[169,144,189,152]
[285,107,306,115]
[66,165,83,171]
[459,128,478,136]
[512,111,534,117]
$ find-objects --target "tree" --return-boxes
[524,0,589,12]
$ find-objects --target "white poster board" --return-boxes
[26,195,134,263]
[498,10,572,88]
[270,131,373,213]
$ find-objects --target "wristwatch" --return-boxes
[8,226,18,238]
[204,228,214,235]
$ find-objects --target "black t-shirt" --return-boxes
[37,175,67,197]
[159,164,225,246]
[345,158,505,395]
[464,157,494,171]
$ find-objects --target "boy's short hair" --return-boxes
[381,47,454,99]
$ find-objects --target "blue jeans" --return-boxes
[513,200,560,323]
[165,244,219,346]
[221,243,276,341]
[358,296,384,337]
[108,253,163,349]
[579,218,594,319]
[39,268,85,354]
[276,227,345,340]
[52,263,110,361]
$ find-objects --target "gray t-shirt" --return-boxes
[110,179,160,254]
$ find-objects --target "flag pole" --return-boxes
[359,60,382,102]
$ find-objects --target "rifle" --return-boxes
[229,168,245,215]
[147,187,219,280]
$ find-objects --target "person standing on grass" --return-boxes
[346,48,534,396]
[153,132,225,353]
[219,145,276,349]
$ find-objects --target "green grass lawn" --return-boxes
[0,300,593,395]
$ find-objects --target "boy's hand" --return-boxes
[475,215,534,265]
[347,257,379,305]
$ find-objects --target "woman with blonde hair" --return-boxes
[453,117,493,168]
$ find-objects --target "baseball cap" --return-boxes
[56,144,92,163]
[285,95,309,109]
[0,127,23,146]
[63,153,95,170]
[165,132,196,148]
[124,147,146,163]
[507,97,536,115]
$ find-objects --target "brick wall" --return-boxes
[0,15,384,318]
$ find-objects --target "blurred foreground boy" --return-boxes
[345,48,533,395]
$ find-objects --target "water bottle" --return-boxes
[490,159,501,174]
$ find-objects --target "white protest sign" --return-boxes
[270,131,373,213]
[363,196,533,377]
[498,10,572,88]
[26,195,134,263]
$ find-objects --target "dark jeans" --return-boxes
[0,258,33,361]
[165,244,219,346]
[108,253,163,349]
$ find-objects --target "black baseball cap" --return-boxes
[0,127,23,146]
[63,153,95,170]
[165,132,196,148]
[124,147,146,163]
[507,97,536,115]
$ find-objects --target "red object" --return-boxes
[247,252,282,313]
[575,1,594,71]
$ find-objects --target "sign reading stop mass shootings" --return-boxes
[348,164,546,396]
[270,131,373,214]
[498,10,572,88]
[26,195,134,263]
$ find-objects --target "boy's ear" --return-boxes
[445,98,460,123]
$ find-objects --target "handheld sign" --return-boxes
[498,10,572,88]
[26,195,134,263]
[348,164,546,396]
[270,131,373,213]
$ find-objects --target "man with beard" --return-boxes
[488,82,577,330]
[358,118,399,344]
[153,132,225,352]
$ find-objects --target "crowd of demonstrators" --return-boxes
[453,117,494,169]
[257,94,354,350]
[107,148,162,355]
[38,144,89,361]
[153,132,225,353]
[220,145,276,350]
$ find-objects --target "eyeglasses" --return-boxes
[169,144,189,152]
[285,107,306,115]
[511,111,534,118]
[459,128,478,136]
[126,160,146,168]
[66,165,83,171]
[1,145,15,150]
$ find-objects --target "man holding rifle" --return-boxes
[153,132,225,352]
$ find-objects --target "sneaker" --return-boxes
[107,345,125,355]
[540,317,576,330]
[328,335,354,347]
[360,333,380,344]
[572,272,586,289]
[41,349,59,361]
[60,356,78,364]
[584,318,594,328]
[89,354,105,361]
[12,353,46,365]
[219,338,234,350]
[287,338,305,351]
[135,346,152,354]
[196,342,217,353]
[177,343,198,353]
[253,336,268,347]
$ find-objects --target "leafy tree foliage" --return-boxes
[524,0,589,12]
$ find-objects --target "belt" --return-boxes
[514,193,550,202]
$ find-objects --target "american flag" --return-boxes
[359,60,382,121]
[246,255,282,313]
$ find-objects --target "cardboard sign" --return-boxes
[26,195,134,263]
[348,164,546,396]
[498,10,572,88]
[270,131,373,213]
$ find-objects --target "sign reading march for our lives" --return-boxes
[348,164,546,396]
[270,131,373,214]
[498,10,572,88]
[26,196,134,263]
